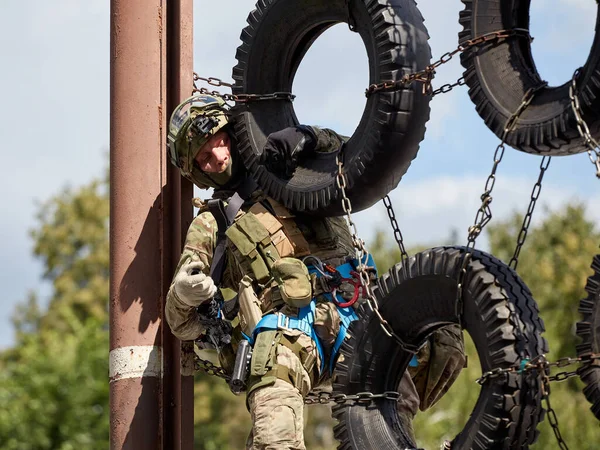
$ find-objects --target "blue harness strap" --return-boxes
[249,299,327,373]
[316,254,374,373]
[246,255,378,376]
[328,302,357,373]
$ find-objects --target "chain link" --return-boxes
[478,351,600,448]
[509,155,551,270]
[383,195,410,268]
[194,354,231,381]
[196,353,405,406]
[335,154,419,354]
[192,73,295,104]
[569,68,600,178]
[365,29,531,98]
[455,84,546,325]
[542,374,570,450]
[476,353,600,385]
[304,390,401,405]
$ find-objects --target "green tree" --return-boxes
[407,203,600,449]
[488,203,600,449]
[0,177,110,449]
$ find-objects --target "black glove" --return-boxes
[261,126,317,178]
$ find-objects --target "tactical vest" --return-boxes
[224,199,355,308]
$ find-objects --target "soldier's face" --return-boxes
[194,131,231,173]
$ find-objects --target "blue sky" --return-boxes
[1,0,598,349]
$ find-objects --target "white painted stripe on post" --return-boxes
[109,345,162,381]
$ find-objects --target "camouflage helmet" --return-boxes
[167,94,232,189]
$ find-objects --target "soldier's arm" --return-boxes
[261,125,347,177]
[304,126,348,153]
[166,211,217,341]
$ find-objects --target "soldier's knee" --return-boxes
[248,379,305,450]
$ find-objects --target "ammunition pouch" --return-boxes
[271,257,312,308]
[226,202,312,308]
[226,211,278,284]
[246,329,281,397]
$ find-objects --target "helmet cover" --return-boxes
[167,94,230,188]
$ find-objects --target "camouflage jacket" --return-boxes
[166,126,353,341]
[165,205,356,341]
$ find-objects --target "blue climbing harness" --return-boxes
[246,255,376,375]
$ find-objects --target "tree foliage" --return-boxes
[407,203,600,449]
[0,178,110,450]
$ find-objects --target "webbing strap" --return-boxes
[208,200,228,282]
[328,299,357,374]
[250,301,326,374]
[307,255,376,374]
[245,258,376,376]
[207,177,257,284]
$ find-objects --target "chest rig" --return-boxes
[206,183,375,380]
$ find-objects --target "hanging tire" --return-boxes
[231,0,431,216]
[332,246,548,449]
[576,254,600,420]
[459,0,600,155]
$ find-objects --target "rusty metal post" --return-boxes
[109,0,194,448]
[164,1,195,449]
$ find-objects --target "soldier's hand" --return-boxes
[173,261,218,307]
[411,324,466,411]
[261,126,316,178]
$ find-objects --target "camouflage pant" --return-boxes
[246,379,306,450]
[245,346,419,450]
[244,300,420,449]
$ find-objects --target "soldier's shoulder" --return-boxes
[188,209,217,236]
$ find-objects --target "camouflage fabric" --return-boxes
[246,379,306,450]
[409,324,466,411]
[164,200,423,448]
[167,94,232,189]
[307,126,347,154]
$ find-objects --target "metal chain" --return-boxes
[335,154,419,354]
[466,85,545,247]
[542,374,569,450]
[431,77,467,97]
[383,195,410,268]
[478,353,599,449]
[455,85,546,324]
[476,353,600,385]
[304,390,401,405]
[194,355,231,381]
[193,31,531,106]
[192,73,295,104]
[365,28,531,97]
[195,353,404,406]
[569,68,600,178]
[509,155,551,270]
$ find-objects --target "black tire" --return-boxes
[332,246,548,449]
[459,0,600,155]
[231,0,431,216]
[576,254,600,420]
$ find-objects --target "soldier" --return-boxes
[165,94,465,449]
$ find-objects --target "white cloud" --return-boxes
[354,175,599,251]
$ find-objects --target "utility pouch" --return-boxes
[250,329,279,377]
[226,213,278,284]
[271,257,312,308]
[238,275,264,336]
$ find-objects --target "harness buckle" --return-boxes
[276,312,292,332]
